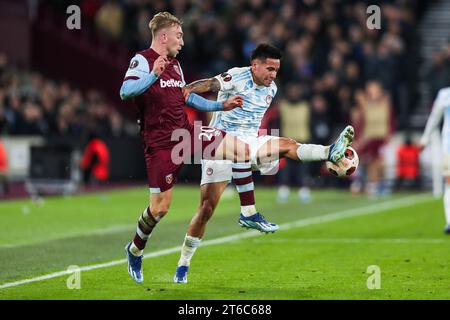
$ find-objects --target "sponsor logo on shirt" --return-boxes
[160,79,185,88]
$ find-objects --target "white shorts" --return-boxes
[444,153,450,177]
[200,135,280,185]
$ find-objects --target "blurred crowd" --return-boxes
[0,52,135,138]
[76,0,419,124]
[41,0,418,115]
[2,0,428,195]
[427,39,450,100]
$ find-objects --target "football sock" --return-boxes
[277,185,290,202]
[296,144,329,162]
[232,163,257,217]
[241,205,257,216]
[178,234,202,267]
[130,242,143,257]
[444,184,450,225]
[131,207,159,255]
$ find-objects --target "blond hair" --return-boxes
[149,12,182,38]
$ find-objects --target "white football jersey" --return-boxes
[209,67,277,137]
[421,87,450,153]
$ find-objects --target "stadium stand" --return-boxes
[0,0,442,196]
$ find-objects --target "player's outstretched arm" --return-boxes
[182,78,221,98]
[186,93,243,112]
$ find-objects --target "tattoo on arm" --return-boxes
[185,78,221,93]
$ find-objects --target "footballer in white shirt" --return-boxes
[173,43,355,283]
[419,86,450,234]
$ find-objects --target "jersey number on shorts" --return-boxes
[198,126,216,141]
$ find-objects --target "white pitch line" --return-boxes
[250,238,446,244]
[0,224,137,249]
[0,194,435,290]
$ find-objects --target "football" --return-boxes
[326,146,359,177]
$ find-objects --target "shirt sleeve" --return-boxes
[120,72,158,100]
[123,54,150,81]
[420,89,447,145]
[186,93,223,112]
[120,54,156,100]
[214,68,239,92]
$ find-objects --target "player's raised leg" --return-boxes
[174,181,228,283]
[328,126,355,163]
[125,189,172,283]
[256,125,355,165]
[213,133,250,163]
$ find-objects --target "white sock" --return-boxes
[444,184,450,225]
[241,205,257,217]
[130,242,143,257]
[296,144,329,162]
[278,185,289,200]
[178,235,202,267]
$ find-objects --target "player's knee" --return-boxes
[280,137,296,148]
[198,199,216,221]
[276,137,297,156]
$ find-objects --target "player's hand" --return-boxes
[182,87,191,101]
[223,95,244,111]
[153,56,170,77]
[418,143,425,152]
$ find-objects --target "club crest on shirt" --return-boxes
[266,95,273,105]
[173,64,181,76]
[165,173,173,184]
[220,72,232,82]
[130,59,139,69]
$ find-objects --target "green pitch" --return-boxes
[0,186,449,299]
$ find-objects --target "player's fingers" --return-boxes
[160,56,169,65]
[182,88,190,100]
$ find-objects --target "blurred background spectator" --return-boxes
[351,80,394,196]
[394,134,421,191]
[277,82,312,203]
[0,138,8,194]
[80,132,110,185]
